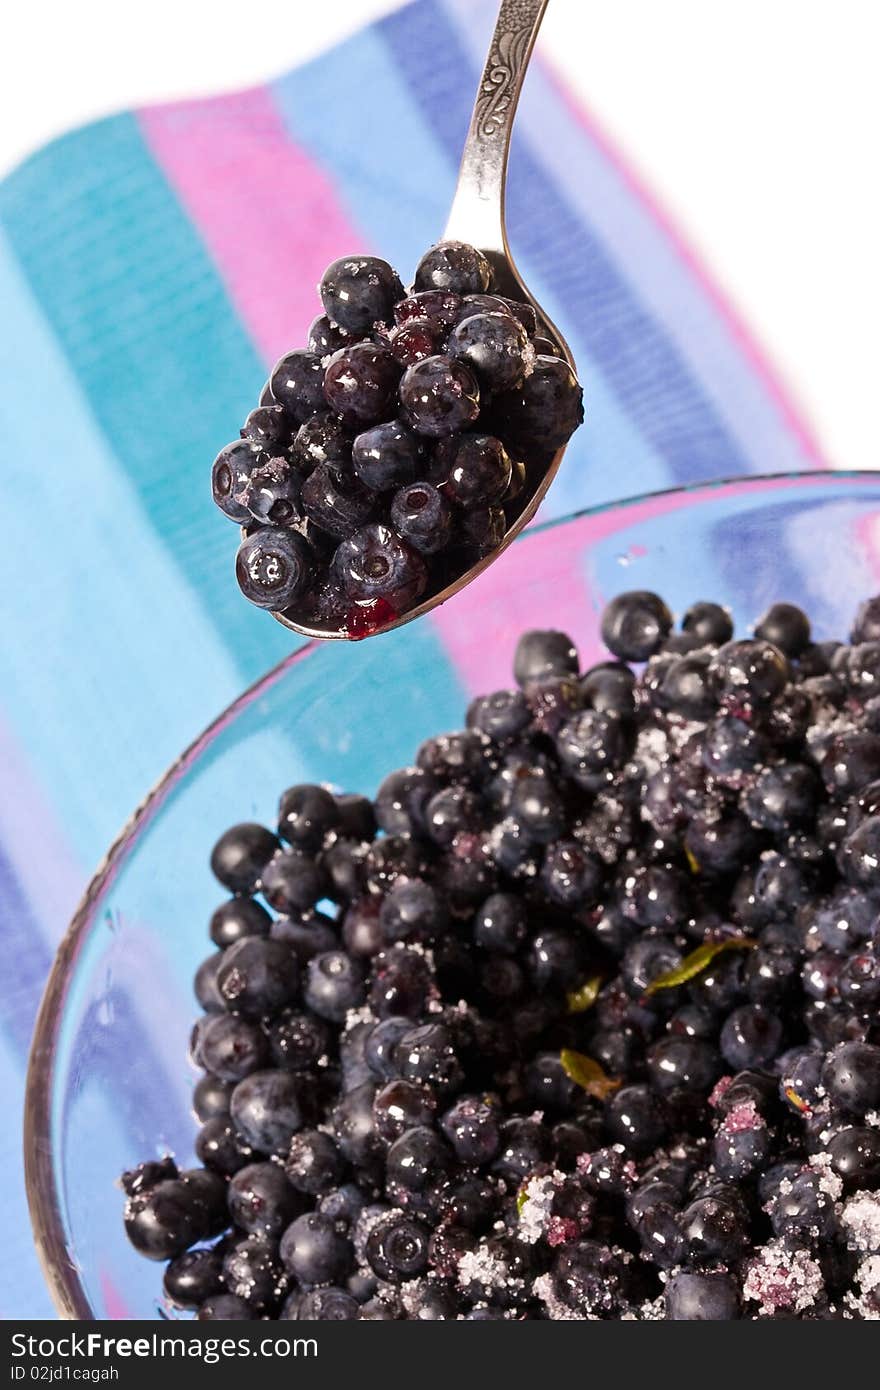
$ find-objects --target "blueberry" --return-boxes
[124,1173,225,1260]
[270,912,338,961]
[467,689,531,743]
[413,241,493,295]
[839,816,880,888]
[277,783,339,851]
[398,354,481,438]
[223,1236,286,1313]
[513,629,579,685]
[656,652,716,719]
[341,897,384,957]
[192,1074,233,1122]
[119,1156,178,1198]
[291,411,353,474]
[770,1169,837,1246]
[742,762,821,832]
[821,1041,880,1117]
[364,1016,411,1080]
[235,527,315,610]
[304,951,366,1023]
[195,1117,255,1175]
[228,1161,302,1237]
[352,419,422,490]
[280,1211,354,1285]
[458,505,506,555]
[448,311,528,392]
[440,1095,500,1165]
[372,1080,437,1142]
[269,350,327,422]
[492,1117,551,1184]
[320,255,403,334]
[396,1023,462,1094]
[540,840,603,910]
[268,1011,331,1077]
[212,440,258,522]
[496,355,584,453]
[387,317,446,366]
[286,1130,345,1195]
[666,1271,740,1320]
[230,1069,305,1154]
[679,1195,748,1266]
[827,1126,880,1189]
[210,822,279,894]
[197,1295,253,1320]
[389,482,453,555]
[444,433,512,507]
[260,848,329,913]
[216,937,299,1017]
[681,601,734,644]
[194,1012,269,1082]
[552,1240,632,1317]
[365,1213,430,1282]
[424,785,481,847]
[821,732,880,798]
[619,863,690,931]
[755,601,811,657]
[473,891,527,954]
[710,638,789,707]
[194,953,226,1013]
[332,523,427,612]
[209,896,272,950]
[851,594,880,643]
[323,343,401,425]
[241,404,295,451]
[556,709,633,785]
[300,462,376,541]
[646,1037,721,1094]
[386,1126,453,1191]
[331,1082,384,1175]
[163,1248,224,1309]
[601,591,673,662]
[379,879,447,943]
[287,1287,360,1320]
[685,811,756,879]
[606,1085,668,1155]
[308,314,350,357]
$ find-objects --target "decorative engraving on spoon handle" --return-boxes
[444,0,549,251]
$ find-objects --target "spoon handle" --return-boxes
[444,0,549,253]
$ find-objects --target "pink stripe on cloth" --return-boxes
[543,65,830,472]
[138,88,366,366]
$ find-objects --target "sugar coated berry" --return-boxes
[319,255,403,335]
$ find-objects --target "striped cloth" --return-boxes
[0,0,830,1316]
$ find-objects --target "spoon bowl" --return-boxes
[266,0,574,641]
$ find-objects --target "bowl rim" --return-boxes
[24,467,880,1318]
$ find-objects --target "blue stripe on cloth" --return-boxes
[0,114,296,691]
[444,0,823,477]
[379,0,753,495]
[270,22,671,517]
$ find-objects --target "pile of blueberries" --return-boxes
[123,590,880,1319]
[211,241,583,634]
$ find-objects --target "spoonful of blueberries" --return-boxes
[211,0,583,640]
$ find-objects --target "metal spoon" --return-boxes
[274,0,574,640]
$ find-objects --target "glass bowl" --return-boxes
[25,471,880,1319]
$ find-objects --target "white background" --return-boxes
[3,0,879,472]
